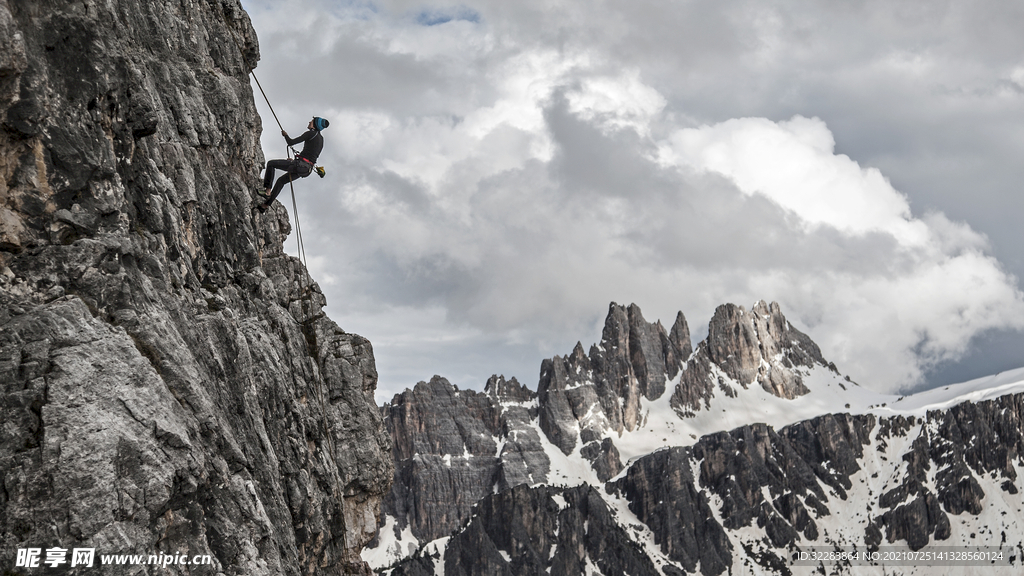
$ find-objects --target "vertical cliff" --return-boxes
[374,376,548,565]
[538,302,691,477]
[0,0,392,574]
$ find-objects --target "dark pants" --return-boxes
[262,158,312,204]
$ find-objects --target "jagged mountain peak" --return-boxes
[595,301,692,398]
[533,302,694,483]
[672,299,837,415]
[410,374,459,394]
[536,299,844,469]
[484,373,535,402]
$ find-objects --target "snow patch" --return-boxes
[361,515,420,570]
[550,493,569,510]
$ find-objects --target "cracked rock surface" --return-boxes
[0,1,392,574]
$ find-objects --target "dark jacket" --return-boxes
[286,129,324,163]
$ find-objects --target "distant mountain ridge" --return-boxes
[366,301,1024,575]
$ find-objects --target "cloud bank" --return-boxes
[243,0,1024,398]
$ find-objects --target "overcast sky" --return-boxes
[240,0,1024,403]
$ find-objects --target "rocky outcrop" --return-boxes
[538,302,691,471]
[672,301,833,414]
[1,1,391,574]
[483,375,549,489]
[377,376,548,554]
[866,393,1024,551]
[606,414,875,575]
[609,446,732,575]
[389,484,662,576]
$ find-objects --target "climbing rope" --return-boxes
[218,4,308,270]
[287,160,308,267]
[219,4,341,485]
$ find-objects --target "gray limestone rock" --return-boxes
[672,301,830,415]
[538,302,691,471]
[609,446,733,575]
[391,484,663,576]
[378,375,549,551]
[0,1,391,574]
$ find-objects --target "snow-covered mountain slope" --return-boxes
[366,301,1024,575]
[884,366,1024,413]
[606,365,1024,466]
[382,391,1024,575]
[602,363,876,465]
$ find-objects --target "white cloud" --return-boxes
[650,114,1024,388]
[1012,67,1024,88]
[245,0,1024,398]
[659,116,923,242]
[566,70,667,137]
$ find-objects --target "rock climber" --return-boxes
[257,116,329,211]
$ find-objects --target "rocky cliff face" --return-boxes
[388,484,663,576]
[0,1,391,574]
[374,376,547,563]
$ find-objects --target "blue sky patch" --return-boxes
[415,6,481,26]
